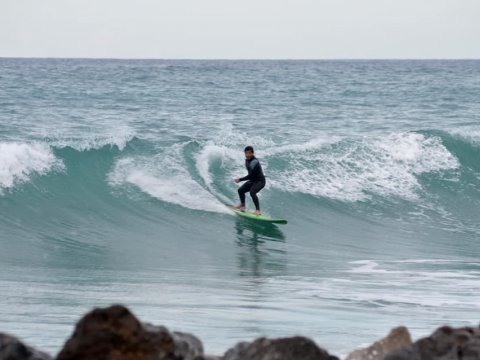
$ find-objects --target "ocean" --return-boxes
[1,58,479,356]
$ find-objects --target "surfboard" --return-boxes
[229,207,288,224]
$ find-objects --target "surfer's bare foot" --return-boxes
[253,210,262,215]
[233,204,245,211]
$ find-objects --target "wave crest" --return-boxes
[0,142,63,192]
[109,144,228,213]
[270,132,459,201]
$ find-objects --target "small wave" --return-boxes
[343,259,480,307]
[448,127,480,146]
[272,259,480,314]
[45,125,136,151]
[263,136,342,157]
[0,142,63,193]
[212,123,276,149]
[349,260,478,279]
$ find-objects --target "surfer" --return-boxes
[234,146,266,215]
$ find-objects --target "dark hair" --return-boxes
[244,146,254,153]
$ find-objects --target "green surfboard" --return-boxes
[229,207,288,224]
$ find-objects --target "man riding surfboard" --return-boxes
[234,146,265,215]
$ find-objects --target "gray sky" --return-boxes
[1,0,479,59]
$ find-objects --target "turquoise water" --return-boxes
[1,59,480,356]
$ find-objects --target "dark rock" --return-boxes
[383,346,420,360]
[345,326,412,360]
[0,333,52,360]
[56,304,204,360]
[172,331,204,359]
[223,336,339,360]
[384,325,480,360]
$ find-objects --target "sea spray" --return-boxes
[0,142,63,193]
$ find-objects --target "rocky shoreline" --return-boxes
[1,305,478,360]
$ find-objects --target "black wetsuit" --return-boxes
[238,156,266,211]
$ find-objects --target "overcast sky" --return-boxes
[1,0,479,59]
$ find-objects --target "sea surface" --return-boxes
[1,59,479,356]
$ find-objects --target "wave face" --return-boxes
[1,130,479,239]
[1,59,480,355]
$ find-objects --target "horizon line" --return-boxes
[1,56,479,61]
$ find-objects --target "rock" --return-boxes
[56,304,204,360]
[345,326,412,360]
[383,347,420,360]
[223,336,339,360]
[173,330,204,359]
[384,325,480,360]
[0,333,52,360]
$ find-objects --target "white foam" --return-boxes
[122,169,226,213]
[448,127,480,145]
[109,144,228,213]
[390,259,474,264]
[196,125,338,195]
[349,260,477,279]
[270,132,459,201]
[263,136,341,157]
[214,123,275,148]
[196,143,240,188]
[0,142,63,192]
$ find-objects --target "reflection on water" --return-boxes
[234,219,287,278]
[235,218,286,242]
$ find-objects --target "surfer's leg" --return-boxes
[237,181,252,209]
[250,193,260,212]
[249,180,265,212]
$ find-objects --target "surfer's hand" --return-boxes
[234,177,240,183]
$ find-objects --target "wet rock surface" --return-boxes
[346,326,412,360]
[0,333,52,360]
[56,304,203,360]
[384,325,480,360]
[223,336,339,360]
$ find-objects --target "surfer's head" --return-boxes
[244,146,254,160]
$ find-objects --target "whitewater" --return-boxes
[1,59,479,356]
